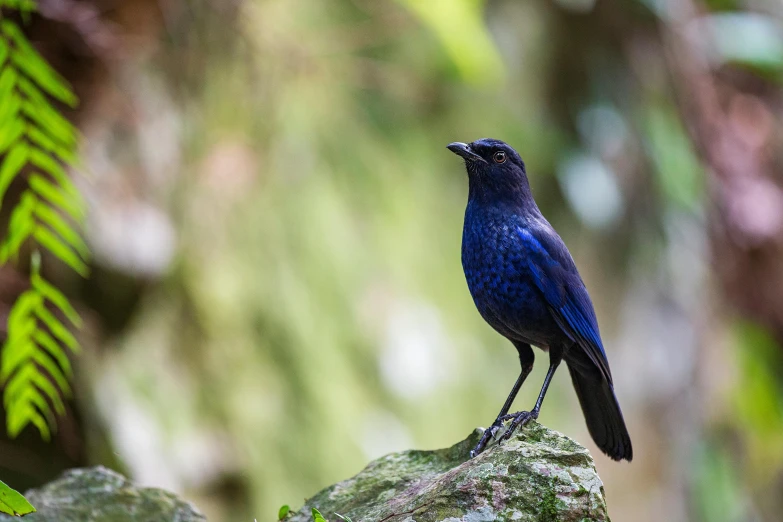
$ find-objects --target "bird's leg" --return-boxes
[498,350,563,443]
[470,343,533,458]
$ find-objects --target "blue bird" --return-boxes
[448,138,632,461]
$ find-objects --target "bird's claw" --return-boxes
[470,409,540,457]
[497,410,538,443]
[470,421,504,458]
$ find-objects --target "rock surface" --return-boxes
[290,422,609,522]
[0,466,205,522]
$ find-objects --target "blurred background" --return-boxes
[1,0,782,520]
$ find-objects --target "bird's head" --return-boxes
[447,138,532,205]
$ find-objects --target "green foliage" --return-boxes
[278,505,290,520]
[643,105,704,211]
[0,2,87,441]
[312,508,327,522]
[397,0,504,85]
[732,322,783,480]
[0,479,35,515]
[2,253,81,440]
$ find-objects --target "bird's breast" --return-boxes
[461,209,558,345]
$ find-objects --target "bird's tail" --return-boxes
[566,358,633,461]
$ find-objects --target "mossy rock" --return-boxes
[290,422,609,522]
[0,466,205,522]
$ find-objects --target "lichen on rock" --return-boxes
[289,422,609,522]
[0,466,206,522]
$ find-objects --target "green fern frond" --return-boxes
[1,258,82,439]
[0,3,88,441]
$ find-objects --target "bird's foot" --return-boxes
[470,420,505,458]
[497,409,538,443]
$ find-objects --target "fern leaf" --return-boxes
[0,65,17,97]
[26,126,76,164]
[29,149,81,199]
[33,227,89,276]
[16,77,78,140]
[0,0,38,12]
[0,220,33,263]
[20,99,76,146]
[31,272,82,326]
[6,403,31,438]
[1,3,87,444]
[1,329,35,381]
[8,402,50,441]
[0,191,35,262]
[0,118,24,156]
[0,142,28,205]
[0,90,20,124]
[3,21,76,107]
[0,37,8,67]
[31,370,65,415]
[5,286,40,325]
[32,350,71,397]
[34,305,80,353]
[33,204,89,260]
[21,387,56,431]
[3,362,36,407]
[28,173,84,221]
[33,330,72,378]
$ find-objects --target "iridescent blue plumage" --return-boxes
[450,138,632,461]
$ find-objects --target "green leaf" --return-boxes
[14,50,77,108]
[32,272,83,326]
[34,204,89,261]
[0,9,86,445]
[0,479,35,516]
[32,350,72,399]
[27,126,77,164]
[0,328,37,380]
[0,66,18,100]
[31,369,66,415]
[29,149,83,200]
[14,386,56,430]
[35,305,80,353]
[20,99,77,147]
[312,508,328,522]
[0,190,36,262]
[3,20,77,107]
[33,226,90,276]
[34,329,73,378]
[0,38,8,68]
[0,142,29,206]
[13,401,51,441]
[7,402,50,440]
[0,0,38,11]
[0,217,34,263]
[0,89,20,124]
[278,505,290,520]
[16,75,77,134]
[4,363,36,407]
[6,288,41,329]
[0,117,24,157]
[27,407,52,440]
[4,309,36,350]
[28,173,84,222]
[1,335,36,383]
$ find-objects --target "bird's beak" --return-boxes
[447,142,487,163]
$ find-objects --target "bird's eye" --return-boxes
[493,151,506,164]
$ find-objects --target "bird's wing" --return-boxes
[516,225,613,383]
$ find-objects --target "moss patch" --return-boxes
[289,422,609,521]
